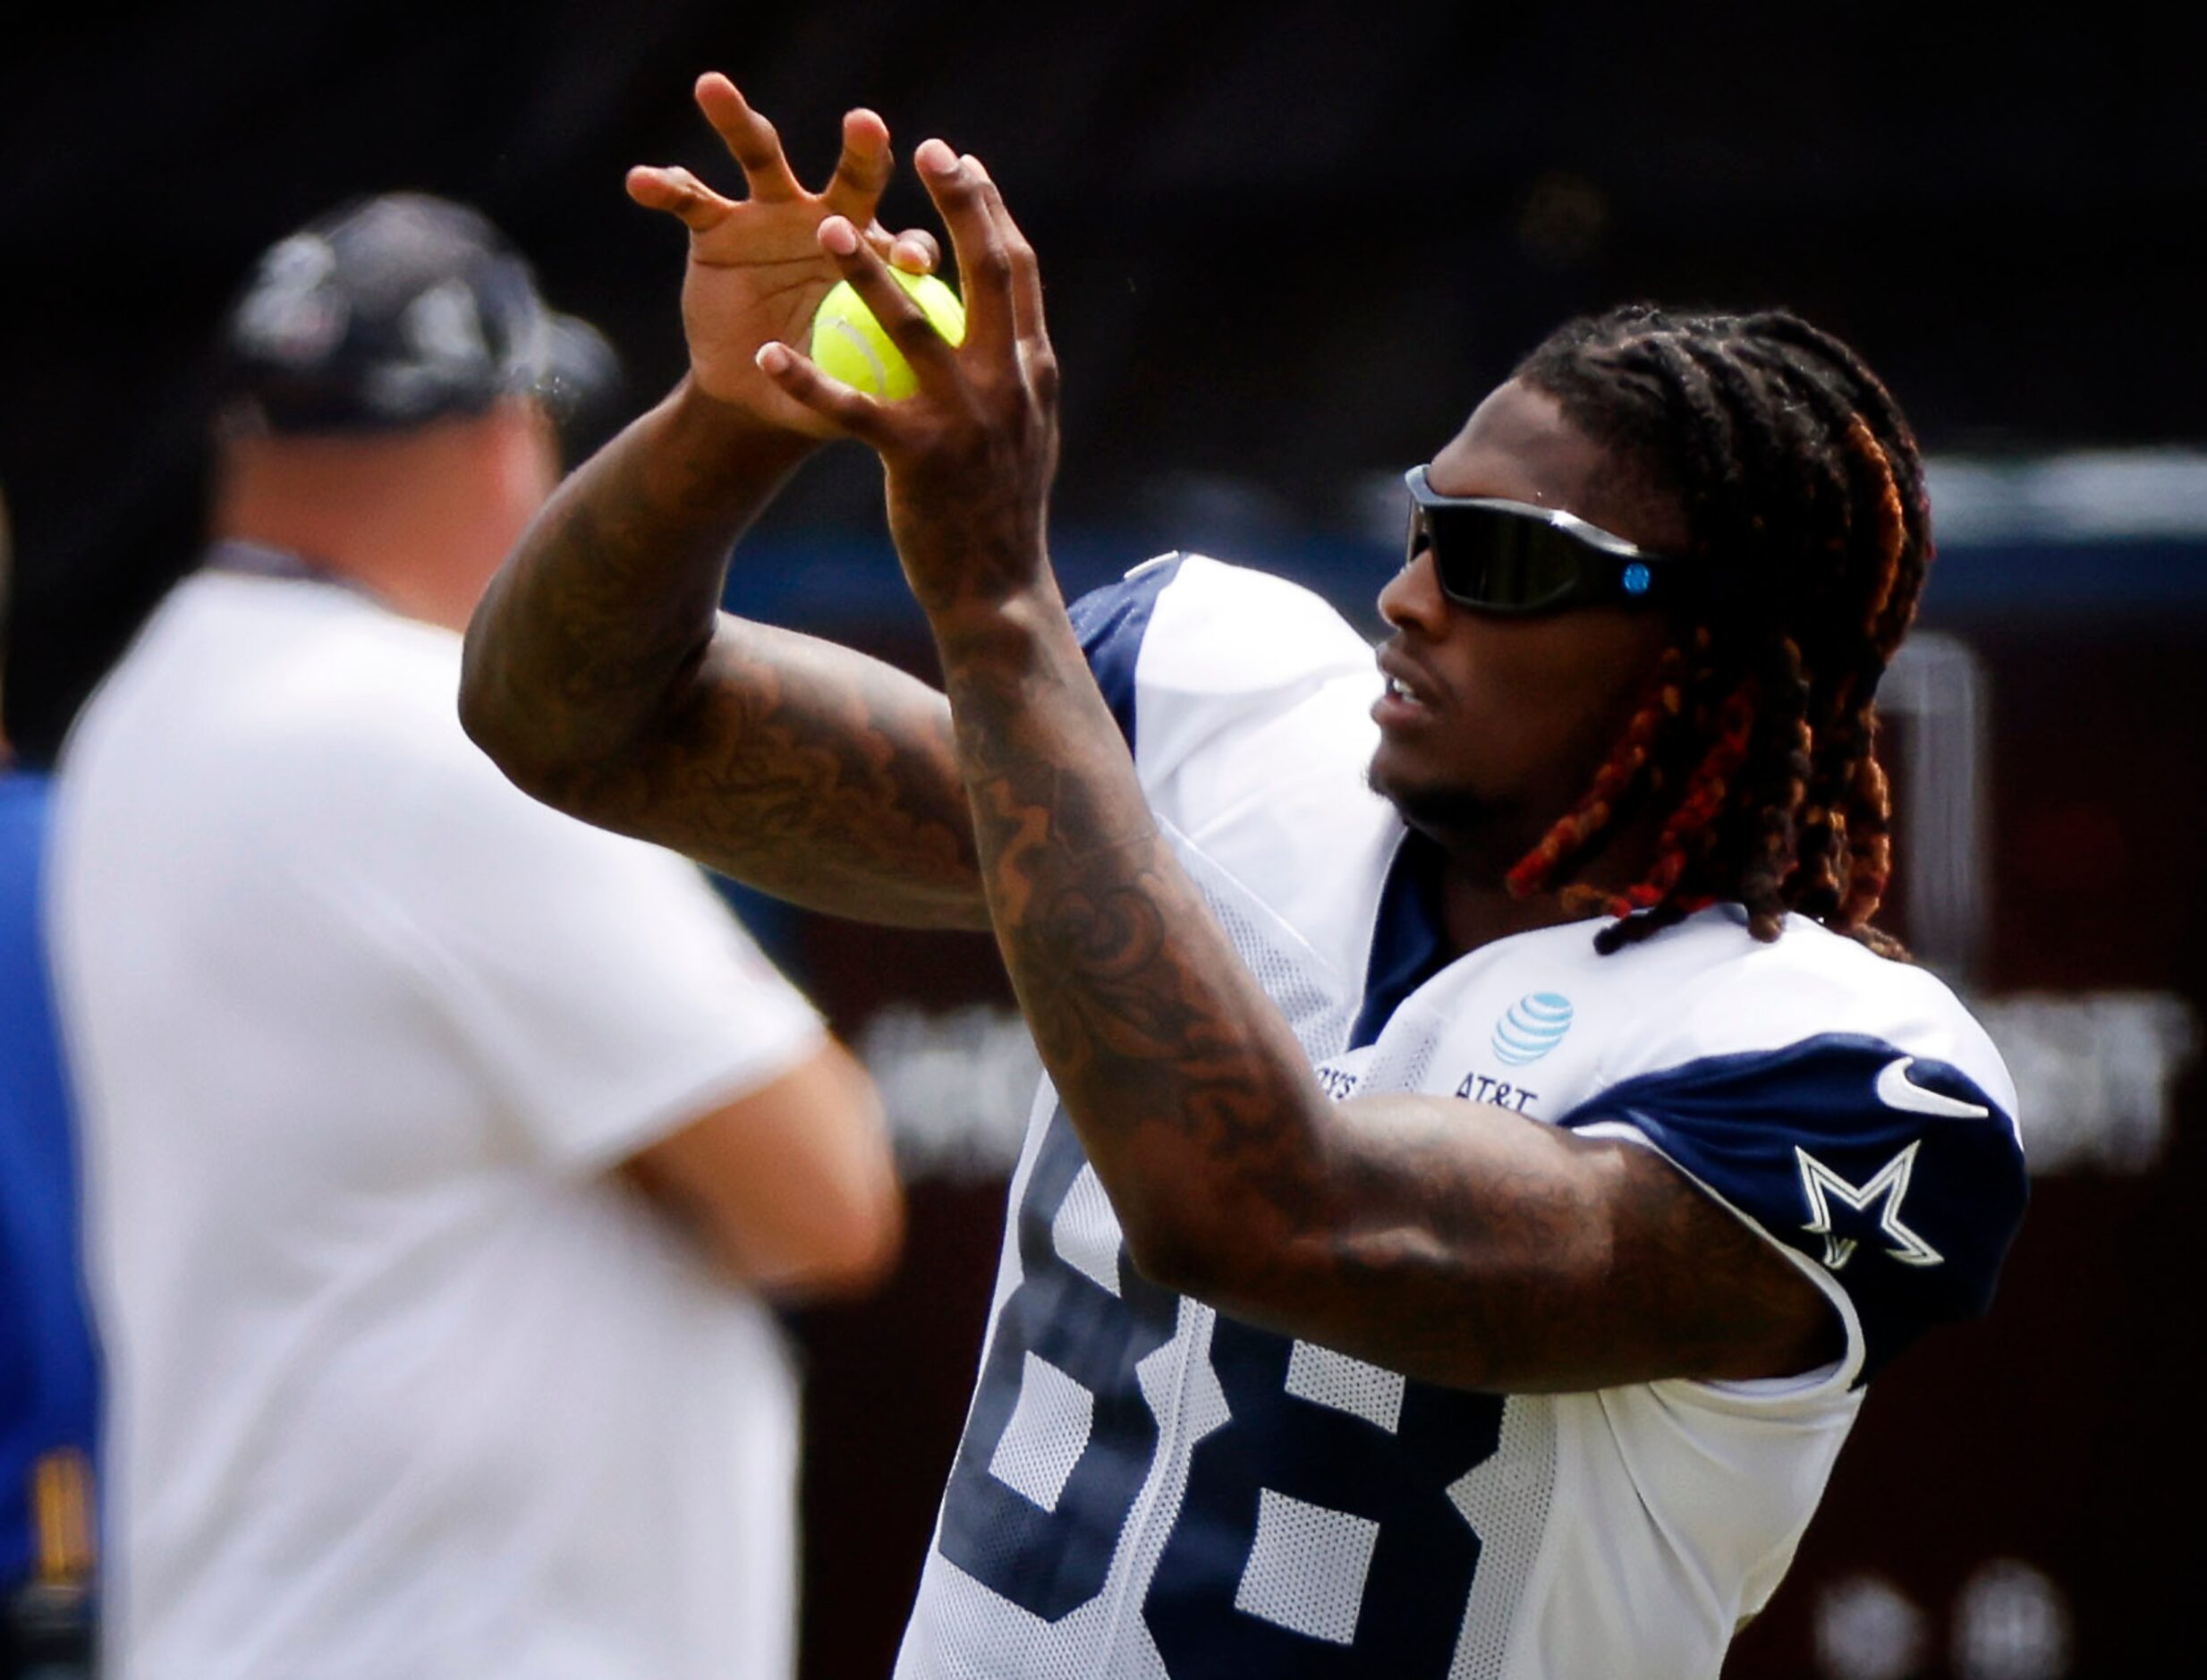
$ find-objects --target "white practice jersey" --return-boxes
[896,556,2027,1680]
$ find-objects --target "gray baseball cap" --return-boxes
[218,192,618,435]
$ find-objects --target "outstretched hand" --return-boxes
[753,140,1061,621]
[628,72,941,437]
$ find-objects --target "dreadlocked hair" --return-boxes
[1506,304,1931,956]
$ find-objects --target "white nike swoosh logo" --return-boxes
[1875,1056,1990,1120]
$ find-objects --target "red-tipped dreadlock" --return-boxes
[1505,306,1931,955]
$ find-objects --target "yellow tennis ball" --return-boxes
[809,270,966,400]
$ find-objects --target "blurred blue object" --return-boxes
[0,767,98,1664]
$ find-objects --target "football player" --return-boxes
[463,77,2025,1679]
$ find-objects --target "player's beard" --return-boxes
[1366,757,1600,887]
[1366,758,1511,855]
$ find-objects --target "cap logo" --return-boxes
[1491,993,1574,1065]
[233,233,346,367]
[402,279,492,369]
[223,193,615,433]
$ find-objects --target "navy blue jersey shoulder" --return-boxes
[1558,1032,2026,1384]
[1350,832,1449,1051]
[1066,555,1184,754]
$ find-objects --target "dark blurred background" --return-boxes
[4,4,2200,1677]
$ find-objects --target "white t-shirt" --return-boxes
[48,563,828,1680]
[895,556,2027,1680]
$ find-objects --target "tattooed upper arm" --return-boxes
[460,383,990,929]
[539,617,990,929]
[1592,1133,1846,1385]
[1172,1093,1844,1395]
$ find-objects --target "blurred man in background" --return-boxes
[45,195,901,1679]
[1,487,99,1676]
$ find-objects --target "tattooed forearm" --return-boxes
[927,591,1838,1391]
[932,598,1346,1253]
[562,619,984,925]
[460,382,989,929]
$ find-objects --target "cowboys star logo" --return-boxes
[1795,1141,1944,1270]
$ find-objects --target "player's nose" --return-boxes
[1378,547,1451,637]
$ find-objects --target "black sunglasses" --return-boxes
[1403,466,1687,615]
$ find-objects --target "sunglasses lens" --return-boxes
[1426,506,1583,611]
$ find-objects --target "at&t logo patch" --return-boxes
[1491,993,1574,1065]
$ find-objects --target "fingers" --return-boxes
[822,107,894,223]
[818,214,963,390]
[965,157,1049,365]
[914,140,1014,364]
[693,72,803,202]
[893,230,941,273]
[754,340,896,446]
[863,223,942,275]
[625,165,735,233]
